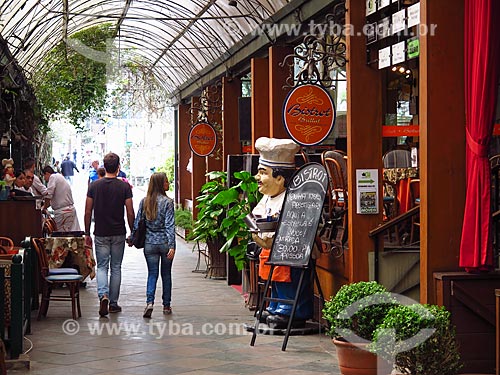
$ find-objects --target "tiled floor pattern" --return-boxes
[8,237,339,374]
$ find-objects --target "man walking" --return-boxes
[61,156,79,184]
[84,153,134,317]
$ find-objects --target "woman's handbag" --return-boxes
[132,212,146,249]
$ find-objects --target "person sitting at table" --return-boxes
[11,170,33,197]
[42,165,81,232]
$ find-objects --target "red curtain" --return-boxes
[460,0,500,271]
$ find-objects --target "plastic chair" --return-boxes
[32,238,83,320]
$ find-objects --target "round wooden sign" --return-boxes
[282,84,336,146]
[188,122,217,157]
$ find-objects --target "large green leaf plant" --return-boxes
[190,170,261,270]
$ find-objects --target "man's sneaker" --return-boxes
[109,304,122,313]
[99,296,109,317]
[143,304,154,318]
[163,306,172,315]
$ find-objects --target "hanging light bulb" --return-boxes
[398,66,405,74]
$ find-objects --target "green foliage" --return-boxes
[32,24,115,129]
[189,170,261,270]
[370,304,462,375]
[157,154,174,190]
[322,281,396,341]
[174,206,193,230]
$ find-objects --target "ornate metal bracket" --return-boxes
[281,2,346,89]
[189,84,222,123]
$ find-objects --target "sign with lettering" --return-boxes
[282,84,335,146]
[356,169,379,214]
[268,163,328,267]
[188,122,217,157]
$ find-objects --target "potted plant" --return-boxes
[370,304,462,375]
[190,170,260,277]
[322,281,397,375]
[174,205,193,240]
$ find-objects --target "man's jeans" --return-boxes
[95,235,126,306]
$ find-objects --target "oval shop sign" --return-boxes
[282,84,336,146]
[188,122,217,157]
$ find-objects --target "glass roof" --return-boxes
[0,0,289,97]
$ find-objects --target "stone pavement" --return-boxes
[9,236,339,374]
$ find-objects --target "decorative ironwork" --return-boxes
[281,2,346,89]
[189,84,222,123]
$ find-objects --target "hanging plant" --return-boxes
[31,24,115,129]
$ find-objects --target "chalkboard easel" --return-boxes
[250,163,328,351]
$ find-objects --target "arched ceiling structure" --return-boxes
[0,0,291,100]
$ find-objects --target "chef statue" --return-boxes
[2,158,16,188]
[251,137,314,329]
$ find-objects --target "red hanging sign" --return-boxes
[282,84,335,146]
[188,122,217,157]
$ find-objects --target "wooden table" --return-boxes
[44,237,96,280]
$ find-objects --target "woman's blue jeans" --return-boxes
[144,243,173,307]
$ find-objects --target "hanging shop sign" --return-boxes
[188,122,217,157]
[282,84,335,146]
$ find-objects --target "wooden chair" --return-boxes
[320,151,348,254]
[0,237,14,254]
[383,149,412,168]
[32,238,83,320]
[31,238,79,276]
[43,216,57,237]
[409,179,420,243]
[322,154,348,210]
[382,179,400,243]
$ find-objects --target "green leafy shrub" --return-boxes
[370,304,462,375]
[322,281,396,341]
[189,170,261,270]
[174,206,193,230]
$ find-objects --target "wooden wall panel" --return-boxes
[251,58,270,152]
[346,0,383,282]
[222,76,242,170]
[177,102,191,208]
[420,0,465,303]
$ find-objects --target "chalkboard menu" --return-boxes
[268,163,328,267]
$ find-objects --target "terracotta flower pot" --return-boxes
[333,338,378,375]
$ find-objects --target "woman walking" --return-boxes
[132,172,175,318]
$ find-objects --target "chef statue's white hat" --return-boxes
[255,137,300,169]
[2,158,13,168]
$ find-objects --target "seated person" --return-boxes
[11,170,33,197]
